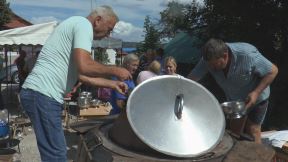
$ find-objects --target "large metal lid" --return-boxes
[126,75,225,158]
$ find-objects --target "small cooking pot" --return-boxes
[80,91,92,98]
[220,101,246,119]
[78,91,92,109]
[90,99,101,107]
[78,96,90,109]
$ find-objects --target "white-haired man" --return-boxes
[20,6,131,162]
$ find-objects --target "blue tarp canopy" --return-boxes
[164,32,201,64]
[122,47,136,53]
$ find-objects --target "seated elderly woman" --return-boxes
[136,60,161,84]
[164,56,178,75]
[109,54,139,115]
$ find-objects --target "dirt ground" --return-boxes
[1,84,79,162]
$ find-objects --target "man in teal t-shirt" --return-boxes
[20,5,131,162]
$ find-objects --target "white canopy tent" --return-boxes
[0,21,58,93]
[105,49,117,65]
[92,37,123,65]
[92,37,122,49]
[0,21,57,46]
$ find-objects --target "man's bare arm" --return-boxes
[246,64,278,108]
[255,64,278,95]
[73,48,131,80]
[78,74,128,95]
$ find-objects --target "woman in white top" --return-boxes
[137,60,161,84]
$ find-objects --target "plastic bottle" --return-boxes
[0,109,8,123]
[0,109,9,138]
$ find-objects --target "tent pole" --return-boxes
[32,46,34,57]
[121,48,123,65]
[4,46,8,107]
[1,46,8,110]
[8,47,14,104]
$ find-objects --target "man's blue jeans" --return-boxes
[20,89,67,162]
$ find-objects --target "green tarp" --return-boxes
[164,32,201,64]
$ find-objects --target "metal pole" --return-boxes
[91,0,92,11]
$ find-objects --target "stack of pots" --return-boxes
[77,91,92,109]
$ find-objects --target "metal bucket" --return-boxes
[221,101,246,119]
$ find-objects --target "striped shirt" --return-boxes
[190,42,272,103]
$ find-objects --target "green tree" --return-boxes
[200,0,288,60]
[183,0,288,129]
[0,0,12,30]
[159,1,202,38]
[138,16,161,52]
[93,48,110,64]
[159,0,288,59]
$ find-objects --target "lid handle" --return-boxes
[175,94,184,119]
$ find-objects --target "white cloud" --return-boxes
[31,16,60,24]
[112,21,144,42]
[114,21,136,35]
[9,0,89,10]
[9,0,203,42]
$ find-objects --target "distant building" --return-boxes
[1,11,32,30]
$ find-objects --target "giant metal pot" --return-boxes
[125,75,226,158]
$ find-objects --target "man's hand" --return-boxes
[114,67,132,81]
[245,91,260,109]
[112,81,128,95]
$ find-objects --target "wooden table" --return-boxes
[79,105,112,117]
[63,98,112,128]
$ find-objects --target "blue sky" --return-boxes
[8,0,198,42]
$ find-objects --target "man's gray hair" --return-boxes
[202,38,228,61]
[123,54,139,67]
[89,5,119,22]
